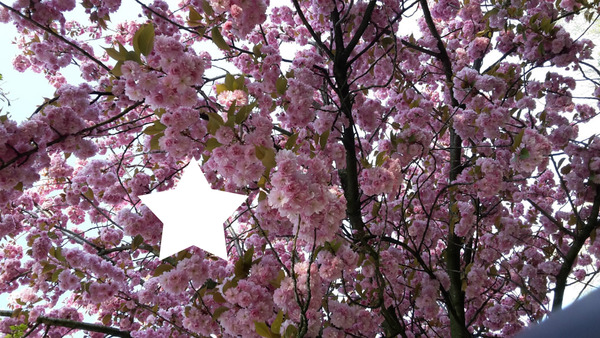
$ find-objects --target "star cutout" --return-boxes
[139,159,247,260]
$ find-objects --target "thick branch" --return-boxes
[527,198,574,237]
[418,0,467,336]
[291,0,334,60]
[0,310,131,337]
[553,185,600,311]
[401,39,440,57]
[342,0,377,61]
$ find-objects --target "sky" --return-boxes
[0,25,55,123]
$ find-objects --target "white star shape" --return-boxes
[139,159,247,260]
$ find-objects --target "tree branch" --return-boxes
[553,185,600,311]
[0,101,144,171]
[0,310,131,337]
[0,1,110,73]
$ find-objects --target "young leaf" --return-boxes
[319,130,330,150]
[216,83,228,95]
[255,322,272,338]
[143,121,167,135]
[211,291,227,304]
[271,310,284,334]
[511,129,525,152]
[201,0,214,17]
[225,73,235,90]
[212,306,229,320]
[211,27,230,51]
[104,47,126,61]
[285,133,298,150]
[236,104,252,123]
[255,145,276,170]
[276,76,287,95]
[150,132,164,150]
[132,234,144,251]
[112,61,124,77]
[233,75,245,90]
[205,138,222,152]
[188,6,203,24]
[153,263,174,277]
[133,24,155,57]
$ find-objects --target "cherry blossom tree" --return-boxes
[1,0,600,336]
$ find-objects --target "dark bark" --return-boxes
[0,310,131,337]
[553,185,600,311]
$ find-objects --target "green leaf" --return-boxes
[511,129,525,152]
[112,61,124,77]
[253,43,263,58]
[216,84,228,95]
[143,121,167,135]
[225,73,235,90]
[102,313,112,326]
[211,26,230,51]
[375,152,388,167]
[236,104,252,124]
[104,47,126,61]
[154,108,166,118]
[212,291,227,304]
[225,103,237,127]
[255,145,276,170]
[269,269,285,289]
[51,269,62,283]
[83,188,94,201]
[125,50,142,64]
[188,6,203,23]
[205,138,222,152]
[243,246,254,265]
[201,0,214,16]
[212,306,229,320]
[381,36,394,48]
[319,130,330,150]
[371,200,382,217]
[222,278,238,293]
[285,133,298,150]
[150,132,164,150]
[284,325,298,338]
[233,75,245,90]
[258,191,267,202]
[561,164,572,175]
[132,234,144,250]
[518,147,530,160]
[153,263,174,277]
[133,24,155,56]
[207,112,224,135]
[255,322,272,338]
[204,278,217,289]
[53,247,67,262]
[271,310,284,334]
[13,182,23,191]
[234,248,254,279]
[276,76,287,95]
[42,263,57,274]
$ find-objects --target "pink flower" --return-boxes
[58,270,81,291]
[217,89,248,110]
